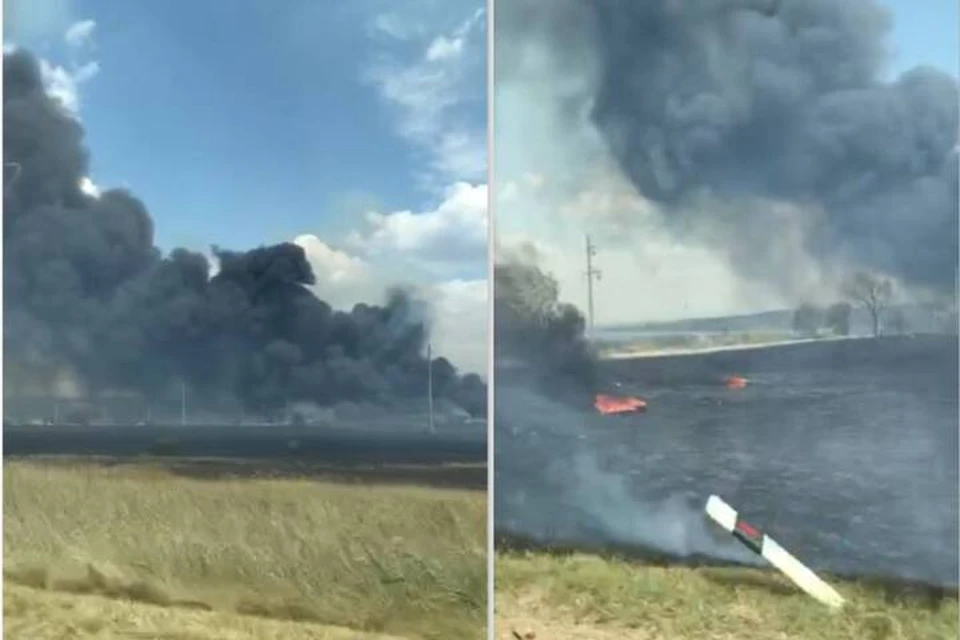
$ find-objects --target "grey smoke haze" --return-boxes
[492,256,755,562]
[493,0,958,573]
[3,49,486,418]
[496,0,958,298]
[494,384,758,564]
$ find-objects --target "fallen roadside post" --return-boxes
[705,494,846,609]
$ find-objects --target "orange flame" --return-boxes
[594,393,647,415]
[725,375,748,390]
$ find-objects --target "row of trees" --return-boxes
[792,272,907,338]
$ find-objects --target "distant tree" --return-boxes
[844,272,893,337]
[824,302,853,336]
[792,304,822,336]
[888,308,908,335]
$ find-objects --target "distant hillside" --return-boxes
[598,302,956,339]
[601,309,792,334]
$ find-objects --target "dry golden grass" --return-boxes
[496,552,959,640]
[4,460,487,640]
[4,582,406,639]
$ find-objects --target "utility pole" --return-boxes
[427,343,435,434]
[585,234,602,336]
[180,381,187,427]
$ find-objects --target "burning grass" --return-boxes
[3,460,487,640]
[496,552,959,640]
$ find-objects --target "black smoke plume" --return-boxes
[494,253,596,401]
[4,49,485,419]
[498,0,958,294]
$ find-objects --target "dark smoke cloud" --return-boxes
[494,253,596,398]
[4,49,485,418]
[498,0,959,293]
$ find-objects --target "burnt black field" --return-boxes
[495,335,959,587]
[4,422,487,467]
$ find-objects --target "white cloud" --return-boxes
[79,176,100,197]
[294,234,378,310]
[369,12,422,41]
[347,181,487,272]
[64,19,96,48]
[428,278,487,376]
[433,130,486,180]
[39,58,99,113]
[294,233,486,375]
[365,5,486,186]
[205,248,222,279]
[425,35,464,61]
[30,19,100,115]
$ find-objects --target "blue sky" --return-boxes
[6,0,487,259]
[884,0,958,77]
[4,0,489,373]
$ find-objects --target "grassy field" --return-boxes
[3,459,487,640]
[496,552,959,640]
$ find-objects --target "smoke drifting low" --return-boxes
[497,0,958,300]
[4,50,485,418]
[492,255,747,563]
[494,385,758,566]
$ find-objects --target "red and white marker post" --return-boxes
[705,495,846,609]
